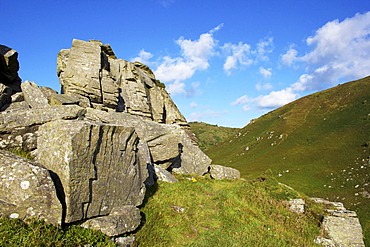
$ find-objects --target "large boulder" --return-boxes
[57,39,187,124]
[0,150,62,225]
[0,45,22,109]
[84,108,211,175]
[0,105,86,150]
[35,120,148,232]
[209,165,241,180]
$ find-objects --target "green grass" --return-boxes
[135,174,322,246]
[204,76,370,245]
[188,122,240,151]
[7,148,34,160]
[0,217,115,247]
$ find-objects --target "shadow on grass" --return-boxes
[131,182,159,234]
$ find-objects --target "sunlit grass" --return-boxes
[136,175,322,246]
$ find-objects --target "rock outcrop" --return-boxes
[0,39,218,236]
[57,39,187,125]
[0,45,21,110]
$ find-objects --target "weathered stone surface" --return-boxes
[57,39,187,124]
[21,80,49,108]
[10,92,24,102]
[36,120,148,224]
[311,197,365,247]
[323,216,365,247]
[0,101,29,112]
[81,206,141,237]
[0,45,21,90]
[154,165,179,183]
[287,198,305,213]
[0,105,86,150]
[0,105,85,131]
[39,87,58,103]
[0,150,62,225]
[50,94,80,106]
[114,236,137,247]
[0,84,12,109]
[84,108,211,175]
[209,164,240,180]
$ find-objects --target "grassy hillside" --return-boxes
[188,122,240,151]
[205,76,370,245]
[136,174,322,246]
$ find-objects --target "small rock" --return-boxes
[170,205,185,213]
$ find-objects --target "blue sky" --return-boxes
[2,0,370,127]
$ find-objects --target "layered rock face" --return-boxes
[57,39,186,125]
[36,120,148,224]
[0,39,213,236]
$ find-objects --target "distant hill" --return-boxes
[204,76,370,244]
[188,122,240,151]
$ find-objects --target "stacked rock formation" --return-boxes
[0,40,240,237]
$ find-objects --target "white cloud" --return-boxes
[189,110,228,122]
[166,80,186,96]
[255,88,299,108]
[232,87,299,110]
[256,82,273,91]
[222,42,253,74]
[166,80,202,97]
[231,95,250,106]
[281,46,298,66]
[222,37,274,75]
[131,49,153,65]
[259,66,272,78]
[155,29,217,83]
[254,37,274,61]
[283,11,370,91]
[190,102,198,108]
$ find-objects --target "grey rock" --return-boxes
[36,120,148,225]
[0,105,86,150]
[209,164,240,180]
[154,165,178,183]
[84,108,211,175]
[0,45,21,91]
[314,236,336,247]
[57,39,187,124]
[287,198,305,214]
[81,206,141,237]
[21,81,49,108]
[50,94,80,106]
[312,197,365,247]
[39,87,58,103]
[0,100,30,112]
[114,236,137,247]
[0,105,86,131]
[0,84,12,109]
[11,92,24,102]
[0,150,62,225]
[323,216,365,246]
[170,205,185,213]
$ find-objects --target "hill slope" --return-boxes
[188,122,240,151]
[205,76,370,244]
[136,175,322,246]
